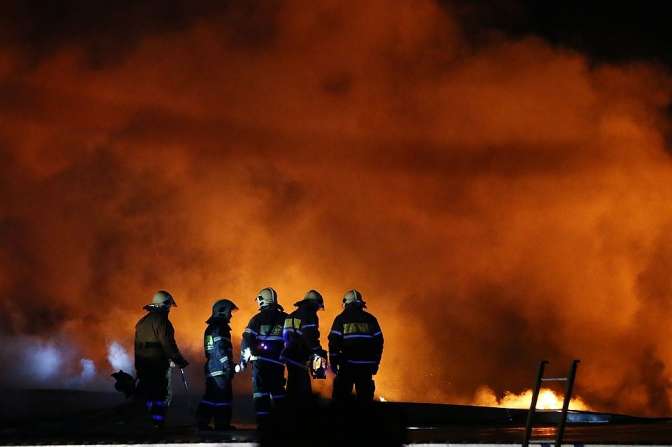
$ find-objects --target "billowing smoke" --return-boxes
[107,342,134,375]
[65,358,98,388]
[1,0,672,415]
[79,359,96,382]
[26,341,63,383]
[0,335,104,388]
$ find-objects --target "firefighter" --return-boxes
[196,299,238,431]
[240,287,288,426]
[281,289,327,403]
[328,289,383,402]
[134,290,189,428]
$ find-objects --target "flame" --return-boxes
[474,386,591,411]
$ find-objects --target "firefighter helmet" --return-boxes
[343,289,365,306]
[256,287,278,309]
[151,290,177,307]
[295,289,324,309]
[211,299,238,319]
[304,289,324,308]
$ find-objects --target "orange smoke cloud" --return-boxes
[1,0,672,415]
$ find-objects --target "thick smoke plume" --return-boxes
[107,341,134,375]
[0,335,103,388]
[1,0,672,415]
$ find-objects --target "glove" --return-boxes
[241,347,252,365]
[235,362,245,373]
[311,354,327,378]
[329,355,339,374]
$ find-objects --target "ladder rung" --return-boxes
[541,377,567,382]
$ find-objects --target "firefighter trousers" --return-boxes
[136,364,172,427]
[197,375,233,430]
[286,362,312,404]
[252,361,286,425]
[332,365,375,402]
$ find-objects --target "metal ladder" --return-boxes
[522,359,580,447]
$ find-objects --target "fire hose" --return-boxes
[178,367,195,412]
[234,354,327,378]
[234,348,255,373]
[179,367,189,393]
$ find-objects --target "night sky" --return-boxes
[4,2,672,65]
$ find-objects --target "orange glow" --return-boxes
[1,0,672,416]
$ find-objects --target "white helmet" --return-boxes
[299,289,324,309]
[343,289,365,306]
[150,290,177,307]
[256,287,278,309]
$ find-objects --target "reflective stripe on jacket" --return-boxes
[241,306,288,364]
[204,317,233,379]
[282,305,324,364]
[135,308,187,368]
[328,304,383,366]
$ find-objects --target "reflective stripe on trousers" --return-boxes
[200,399,231,407]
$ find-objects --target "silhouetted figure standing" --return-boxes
[196,299,238,430]
[134,290,189,428]
[241,287,288,427]
[329,289,383,402]
[282,290,327,403]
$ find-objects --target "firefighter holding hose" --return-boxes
[240,287,288,427]
[281,290,328,404]
[134,290,189,428]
